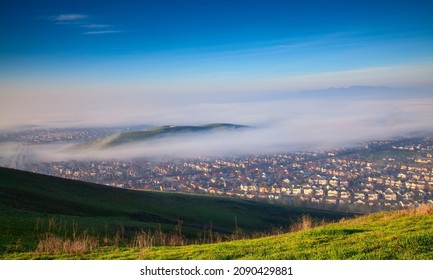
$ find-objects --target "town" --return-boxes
[13,131,432,213]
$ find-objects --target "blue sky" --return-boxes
[1,0,433,130]
[1,0,432,79]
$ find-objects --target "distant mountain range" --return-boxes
[279,86,432,101]
[74,123,249,149]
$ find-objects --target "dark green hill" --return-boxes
[0,167,350,253]
[79,123,249,149]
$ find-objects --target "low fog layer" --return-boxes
[1,87,432,165]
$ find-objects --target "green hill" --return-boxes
[6,204,432,260]
[0,167,348,257]
[134,205,433,260]
[2,167,431,260]
[77,123,249,149]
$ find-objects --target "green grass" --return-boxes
[2,166,431,260]
[84,123,249,148]
[6,205,431,260]
[364,149,418,164]
[0,167,349,255]
[122,205,433,260]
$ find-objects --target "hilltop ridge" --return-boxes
[74,123,249,149]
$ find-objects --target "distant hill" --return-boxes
[254,86,432,103]
[75,123,249,149]
[0,167,349,255]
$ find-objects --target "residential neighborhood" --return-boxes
[25,136,433,212]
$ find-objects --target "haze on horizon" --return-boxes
[1,0,433,160]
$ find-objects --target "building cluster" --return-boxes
[0,128,113,144]
[29,137,433,212]
[0,125,154,144]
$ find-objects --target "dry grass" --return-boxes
[36,232,99,254]
[382,204,433,220]
[129,220,186,250]
[410,204,433,215]
[3,239,24,253]
[31,215,330,255]
[131,231,154,250]
[34,218,99,255]
[31,205,433,256]
[290,215,314,232]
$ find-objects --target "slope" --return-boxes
[76,123,249,149]
[133,205,433,260]
[0,167,349,253]
[5,203,432,260]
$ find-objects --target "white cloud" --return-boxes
[81,24,111,29]
[84,30,123,35]
[1,86,432,163]
[53,14,87,22]
[44,13,123,35]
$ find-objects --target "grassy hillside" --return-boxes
[0,167,348,255]
[78,123,249,149]
[6,204,432,260]
[134,205,433,260]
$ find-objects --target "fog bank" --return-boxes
[1,87,432,164]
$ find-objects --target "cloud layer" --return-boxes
[53,14,87,21]
[45,13,123,35]
[1,86,432,164]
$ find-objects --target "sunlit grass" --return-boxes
[3,205,432,260]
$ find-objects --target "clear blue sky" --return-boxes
[1,0,433,128]
[1,0,432,79]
